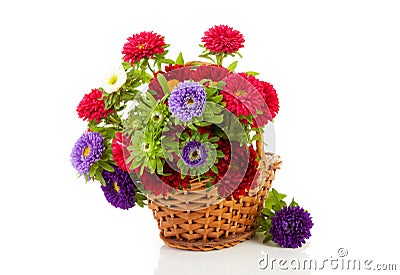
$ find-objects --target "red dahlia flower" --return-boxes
[190,65,231,82]
[237,73,271,127]
[260,80,280,119]
[160,163,191,190]
[141,170,173,197]
[240,73,279,120]
[232,145,258,199]
[122,31,166,65]
[202,25,245,54]
[212,140,259,200]
[141,163,192,196]
[111,132,131,172]
[164,63,185,73]
[76,89,112,123]
[221,73,265,117]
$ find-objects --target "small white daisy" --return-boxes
[102,66,127,93]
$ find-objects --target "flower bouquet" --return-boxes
[70,25,312,250]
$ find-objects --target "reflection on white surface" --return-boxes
[154,234,311,275]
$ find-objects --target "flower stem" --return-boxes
[147,61,155,74]
[108,112,122,128]
[216,54,224,66]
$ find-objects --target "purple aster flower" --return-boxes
[70,132,104,175]
[168,81,206,122]
[181,141,208,168]
[101,166,136,210]
[270,206,313,248]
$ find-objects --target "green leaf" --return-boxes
[264,188,287,211]
[208,114,223,124]
[251,134,262,142]
[263,234,273,243]
[176,52,184,65]
[89,166,96,179]
[95,169,106,186]
[134,191,147,207]
[216,150,225,158]
[180,166,189,178]
[161,59,175,64]
[210,95,223,103]
[149,158,157,171]
[136,193,147,200]
[129,155,144,171]
[209,136,219,142]
[227,61,238,72]
[98,161,114,172]
[246,71,260,76]
[122,62,131,70]
[157,73,170,95]
[198,54,216,63]
[262,208,274,218]
[289,198,299,207]
[188,124,197,131]
[156,157,163,174]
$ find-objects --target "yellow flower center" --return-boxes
[108,74,118,85]
[190,150,199,160]
[151,112,162,123]
[187,98,195,105]
[138,44,145,50]
[142,142,151,152]
[113,182,120,193]
[82,146,91,157]
[235,90,247,97]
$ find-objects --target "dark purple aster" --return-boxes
[168,81,206,122]
[70,132,104,175]
[181,141,208,168]
[101,166,136,210]
[270,206,313,248]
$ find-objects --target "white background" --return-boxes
[1,0,399,274]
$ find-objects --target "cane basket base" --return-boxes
[149,154,282,251]
[159,230,255,251]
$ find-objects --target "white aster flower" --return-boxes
[102,66,127,93]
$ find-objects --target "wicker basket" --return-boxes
[148,139,281,251]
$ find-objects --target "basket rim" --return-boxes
[146,138,279,211]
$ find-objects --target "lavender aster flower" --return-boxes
[168,81,206,122]
[181,141,208,168]
[101,166,136,210]
[70,132,104,175]
[270,206,313,248]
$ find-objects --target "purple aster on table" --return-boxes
[101,166,136,210]
[270,206,313,248]
[70,132,104,175]
[181,141,208,168]
[168,81,206,122]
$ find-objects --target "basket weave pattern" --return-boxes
[148,143,281,251]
